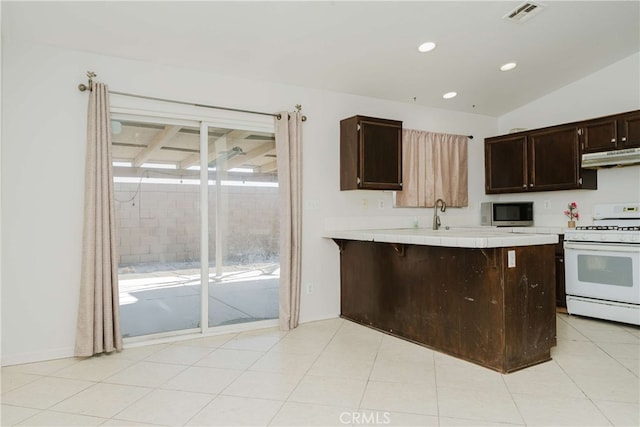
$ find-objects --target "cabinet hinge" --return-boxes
[357,177,361,185]
[577,128,583,136]
[578,177,583,185]
[357,123,361,132]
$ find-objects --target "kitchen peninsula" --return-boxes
[324,228,558,373]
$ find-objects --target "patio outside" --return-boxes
[118,261,279,338]
[111,120,281,338]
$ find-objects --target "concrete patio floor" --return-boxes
[118,263,279,338]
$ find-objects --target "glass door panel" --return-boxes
[207,127,280,327]
[112,119,201,337]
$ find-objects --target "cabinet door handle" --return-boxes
[611,138,616,143]
[522,184,527,188]
[529,183,534,187]
[622,137,627,142]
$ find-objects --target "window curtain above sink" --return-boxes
[396,129,468,208]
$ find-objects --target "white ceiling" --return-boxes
[4,1,639,116]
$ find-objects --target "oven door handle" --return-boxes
[564,242,640,253]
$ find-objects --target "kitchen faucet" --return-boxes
[433,198,447,230]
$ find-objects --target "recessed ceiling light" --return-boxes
[443,91,457,99]
[418,41,436,53]
[500,62,517,71]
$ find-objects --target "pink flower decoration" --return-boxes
[564,202,579,220]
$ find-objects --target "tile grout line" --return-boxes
[8,375,99,425]
[264,321,346,426]
[156,331,271,426]
[104,337,231,426]
[196,327,291,427]
[500,330,541,427]
[355,326,384,413]
[3,317,637,427]
[432,348,442,427]
[113,340,238,426]
[553,317,620,427]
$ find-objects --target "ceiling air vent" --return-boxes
[504,2,544,23]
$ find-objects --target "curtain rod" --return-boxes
[77,71,307,121]
[406,126,473,140]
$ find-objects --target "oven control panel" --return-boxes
[594,202,640,220]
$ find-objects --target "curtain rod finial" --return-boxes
[294,104,307,121]
[78,71,97,92]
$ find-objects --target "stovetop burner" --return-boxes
[565,203,640,244]
[576,225,640,231]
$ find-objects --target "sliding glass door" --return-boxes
[111,118,202,338]
[111,114,278,339]
[206,128,280,327]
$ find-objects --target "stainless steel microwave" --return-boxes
[481,202,534,227]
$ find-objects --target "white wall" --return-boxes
[0,33,497,364]
[4,12,637,367]
[499,53,640,131]
[495,52,640,224]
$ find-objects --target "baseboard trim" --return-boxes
[1,346,76,367]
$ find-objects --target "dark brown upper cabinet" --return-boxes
[485,124,597,194]
[580,118,618,153]
[580,110,640,153]
[616,110,640,148]
[340,115,402,191]
[528,125,590,191]
[485,134,527,193]
[485,110,640,194]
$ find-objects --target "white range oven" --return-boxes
[564,202,640,326]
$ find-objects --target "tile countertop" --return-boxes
[322,227,559,249]
[508,226,568,235]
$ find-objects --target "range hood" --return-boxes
[582,147,640,169]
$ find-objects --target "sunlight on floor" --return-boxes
[118,264,280,337]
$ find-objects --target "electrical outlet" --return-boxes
[378,199,385,209]
[543,200,551,210]
[508,250,516,268]
[306,283,314,295]
[361,198,368,209]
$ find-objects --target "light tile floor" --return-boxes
[1,313,638,426]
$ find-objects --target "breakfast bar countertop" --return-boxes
[322,227,559,248]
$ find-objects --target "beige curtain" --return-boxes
[396,129,468,208]
[75,82,123,357]
[275,112,303,331]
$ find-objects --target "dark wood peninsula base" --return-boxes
[334,239,557,373]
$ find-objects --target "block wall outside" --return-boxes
[114,182,280,268]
